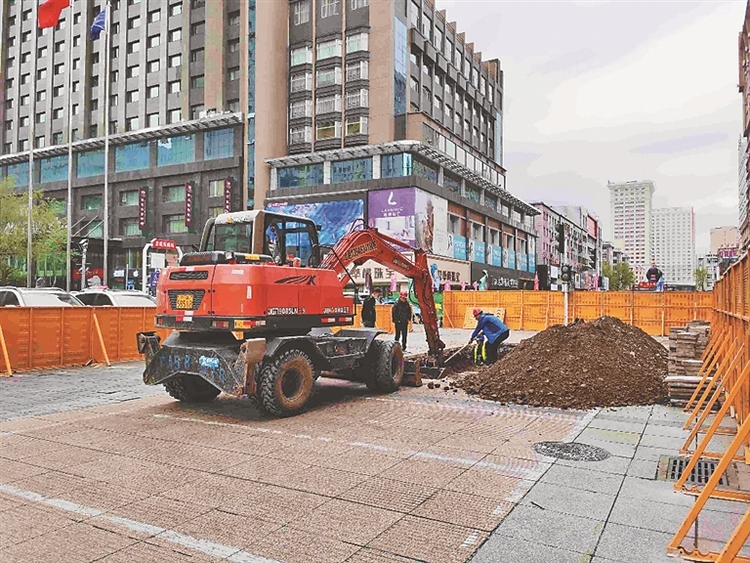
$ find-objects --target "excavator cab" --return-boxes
[199,210,321,267]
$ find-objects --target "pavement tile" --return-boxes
[0,435,73,461]
[16,422,90,440]
[220,454,311,483]
[160,474,267,510]
[268,439,357,465]
[381,457,468,488]
[488,503,603,555]
[0,457,51,482]
[597,406,653,422]
[0,521,135,563]
[410,489,513,531]
[639,434,688,450]
[444,467,527,501]
[0,492,25,513]
[618,476,695,508]
[368,515,487,563]
[344,547,424,562]
[19,444,110,471]
[64,481,150,512]
[0,503,78,549]
[433,433,504,454]
[471,533,589,563]
[289,498,404,545]
[578,427,642,445]
[139,442,257,473]
[538,463,624,495]
[520,482,616,521]
[595,522,677,563]
[0,417,63,433]
[174,508,282,549]
[553,453,633,475]
[489,439,549,462]
[98,541,215,562]
[277,465,370,497]
[340,476,438,513]
[315,448,405,475]
[626,458,659,480]
[9,469,88,498]
[634,444,672,461]
[248,526,360,563]
[642,423,690,439]
[574,436,636,459]
[588,418,646,435]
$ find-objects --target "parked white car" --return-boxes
[0,287,84,307]
[74,289,156,307]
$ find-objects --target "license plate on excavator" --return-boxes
[175,294,194,309]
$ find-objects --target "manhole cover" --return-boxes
[657,456,732,486]
[533,441,611,461]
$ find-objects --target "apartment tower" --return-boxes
[608,180,655,281]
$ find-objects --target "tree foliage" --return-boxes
[602,261,636,291]
[694,267,708,291]
[0,179,67,285]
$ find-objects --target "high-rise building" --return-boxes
[739,2,750,252]
[697,254,720,291]
[709,225,740,257]
[651,207,696,287]
[0,0,539,290]
[608,180,655,281]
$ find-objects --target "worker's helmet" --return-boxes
[400,290,408,297]
[472,308,482,318]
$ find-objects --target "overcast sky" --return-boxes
[437,0,746,254]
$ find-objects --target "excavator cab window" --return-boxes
[207,222,254,253]
[262,214,320,267]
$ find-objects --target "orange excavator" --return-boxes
[137,210,445,416]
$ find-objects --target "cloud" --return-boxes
[657,149,736,178]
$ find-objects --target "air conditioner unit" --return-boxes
[198,111,208,119]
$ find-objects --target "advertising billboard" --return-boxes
[507,249,516,269]
[448,234,467,260]
[489,246,503,267]
[266,199,365,246]
[368,188,449,256]
[469,240,486,263]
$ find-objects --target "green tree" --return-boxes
[0,179,66,285]
[602,262,636,291]
[694,267,708,291]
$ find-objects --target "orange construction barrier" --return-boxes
[0,306,167,374]
[668,252,750,562]
[443,290,712,336]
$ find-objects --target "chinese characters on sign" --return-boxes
[223,178,233,212]
[184,182,194,227]
[138,187,148,230]
[151,238,177,251]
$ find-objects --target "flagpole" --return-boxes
[102,0,111,287]
[27,0,41,288]
[65,0,76,292]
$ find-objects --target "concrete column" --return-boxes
[323,160,331,184]
[437,165,444,186]
[269,167,277,191]
[460,177,466,197]
[372,154,381,180]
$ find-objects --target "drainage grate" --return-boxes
[533,441,611,462]
[658,456,729,486]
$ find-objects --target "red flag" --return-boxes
[38,0,70,29]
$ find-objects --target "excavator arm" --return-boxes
[319,227,446,359]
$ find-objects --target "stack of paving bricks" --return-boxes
[665,321,712,408]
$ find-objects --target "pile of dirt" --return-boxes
[456,316,669,410]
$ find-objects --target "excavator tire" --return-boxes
[364,340,404,393]
[164,375,221,403]
[258,349,315,417]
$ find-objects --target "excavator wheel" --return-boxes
[257,349,315,417]
[364,340,404,393]
[164,375,221,403]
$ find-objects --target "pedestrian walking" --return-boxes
[470,308,510,364]
[361,287,381,328]
[391,291,412,351]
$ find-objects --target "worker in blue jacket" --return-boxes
[470,308,510,364]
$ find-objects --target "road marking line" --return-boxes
[153,414,548,478]
[0,484,281,563]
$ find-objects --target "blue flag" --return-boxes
[90,8,106,40]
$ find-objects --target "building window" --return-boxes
[316,120,341,140]
[36,90,47,102]
[36,69,48,80]
[121,190,139,206]
[168,109,182,123]
[290,99,312,119]
[209,206,224,218]
[208,180,224,197]
[52,132,63,145]
[147,113,159,127]
[346,60,368,81]
[229,11,240,25]
[169,80,181,94]
[126,116,139,131]
[320,0,340,18]
[82,194,103,211]
[227,99,240,112]
[35,137,46,149]
[345,116,368,136]
[290,46,312,66]
[191,75,205,88]
[169,29,181,42]
[148,35,160,48]
[127,41,140,54]
[316,67,341,87]
[127,90,139,103]
[169,3,182,16]
[19,116,29,127]
[277,164,324,188]
[120,218,140,236]
[293,0,310,25]
[228,67,240,81]
[148,60,160,73]
[316,94,341,114]
[227,39,240,53]
[290,72,313,92]
[148,9,160,22]
[317,38,342,60]
[289,125,313,144]
[204,128,234,159]
[331,157,372,182]
[350,0,369,8]
[148,85,159,98]
[345,89,368,109]
[163,214,188,234]
[169,54,181,68]
[190,22,205,36]
[346,32,368,54]
[190,48,204,62]
[127,65,140,78]
[128,16,140,29]
[162,185,185,202]
[36,112,46,123]
[53,108,63,119]
[191,105,204,119]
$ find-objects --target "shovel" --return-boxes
[443,341,475,365]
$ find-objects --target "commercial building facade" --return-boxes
[651,206,696,287]
[608,180,655,281]
[739,2,750,252]
[709,225,740,257]
[602,241,629,267]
